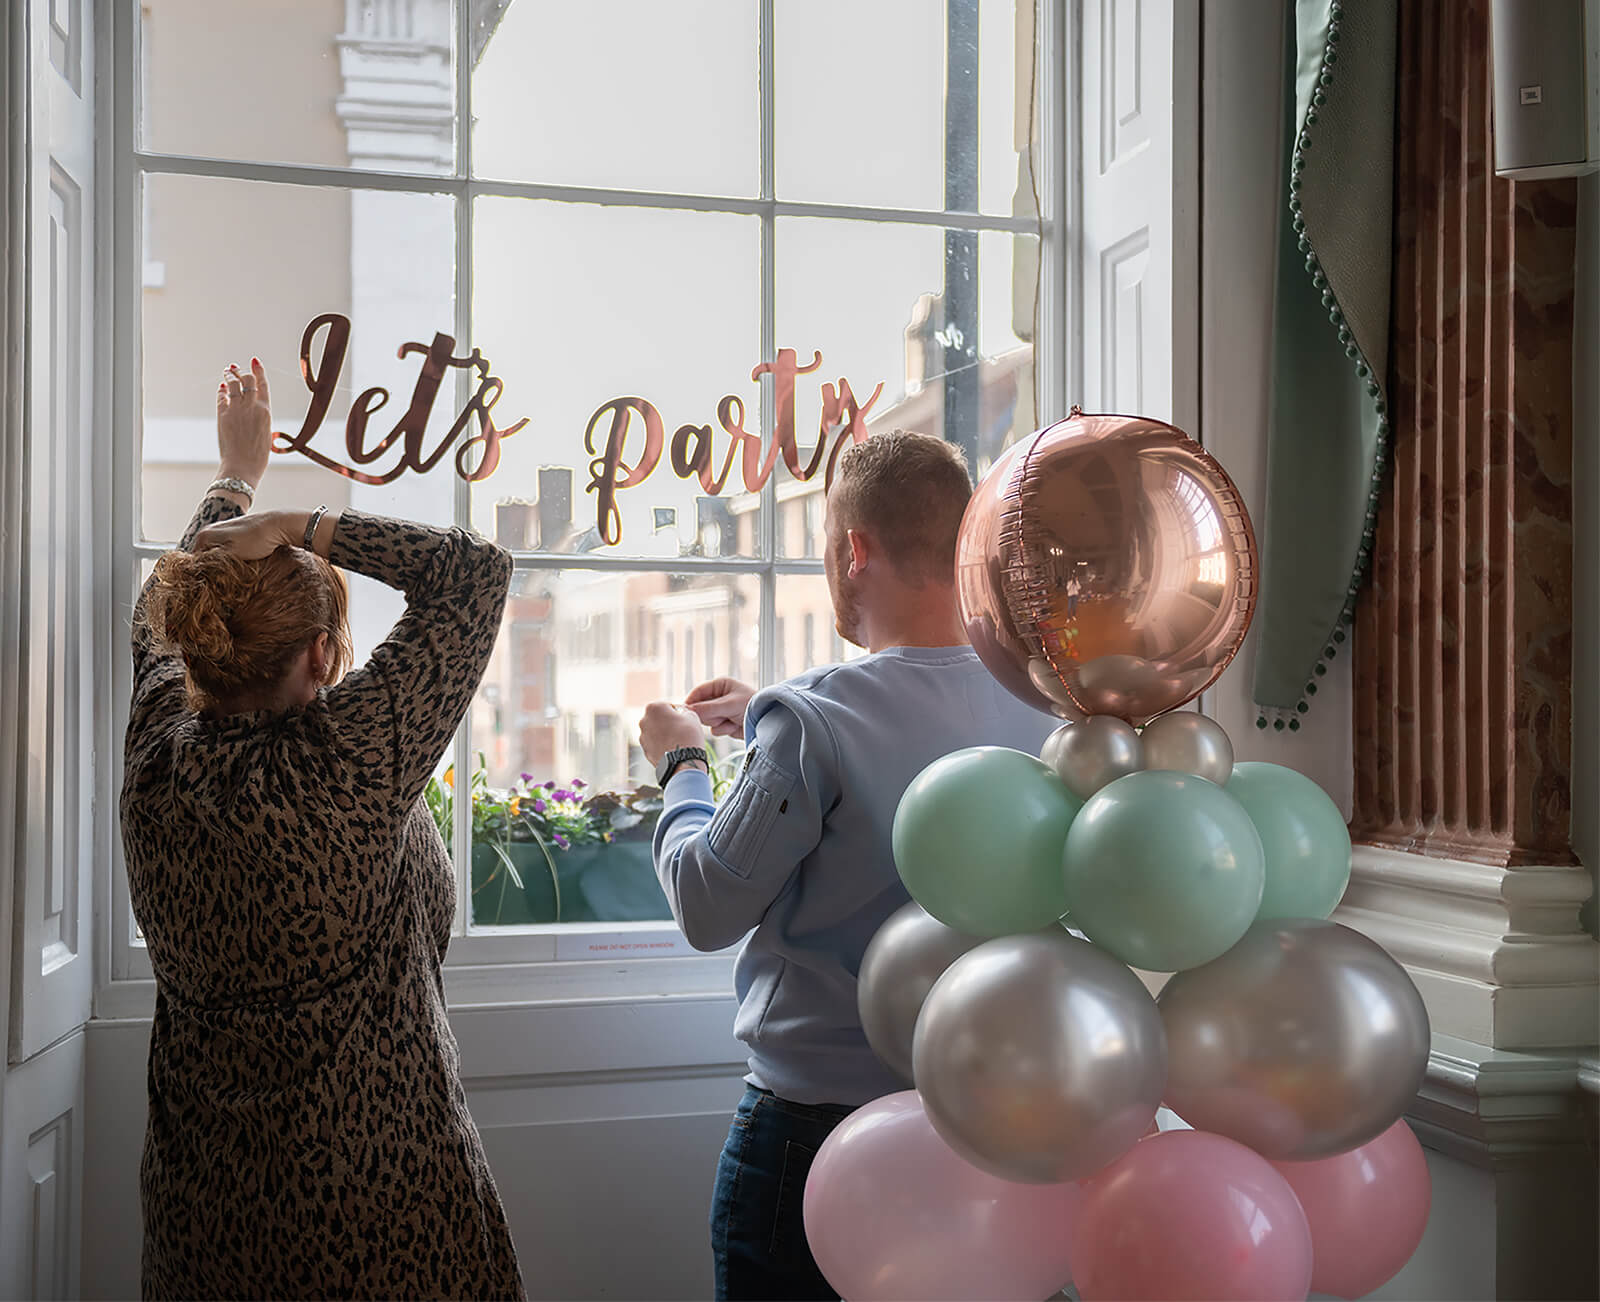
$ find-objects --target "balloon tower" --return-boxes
[804,412,1433,1302]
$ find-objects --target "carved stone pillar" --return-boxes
[1331,0,1597,1051]
[1351,0,1573,863]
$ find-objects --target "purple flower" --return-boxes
[521,772,534,783]
[572,778,587,789]
[553,832,570,850]
[553,788,573,802]
[543,780,556,790]
[532,799,546,814]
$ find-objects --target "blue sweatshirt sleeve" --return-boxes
[652,690,838,952]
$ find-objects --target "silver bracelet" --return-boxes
[303,505,328,551]
[207,476,255,502]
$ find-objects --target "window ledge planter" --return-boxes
[470,838,668,925]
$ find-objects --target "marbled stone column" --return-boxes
[1351,0,1576,866]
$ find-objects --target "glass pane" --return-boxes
[979,0,1038,218]
[470,200,762,557]
[774,484,829,563]
[775,0,1034,216]
[461,567,757,926]
[141,173,457,663]
[774,574,868,679]
[775,217,1037,537]
[473,0,758,196]
[139,0,457,172]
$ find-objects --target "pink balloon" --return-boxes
[1271,1119,1431,1299]
[802,1091,1083,1301]
[1070,1130,1313,1302]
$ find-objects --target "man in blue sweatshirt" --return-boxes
[639,430,1056,1301]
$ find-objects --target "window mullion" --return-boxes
[757,0,778,690]
[130,151,1038,232]
[110,0,149,984]
[451,0,475,933]
[1040,0,1072,421]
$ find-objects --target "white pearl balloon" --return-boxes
[1140,711,1234,786]
[1040,715,1144,800]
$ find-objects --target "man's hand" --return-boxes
[216,358,273,487]
[685,677,755,739]
[640,702,707,768]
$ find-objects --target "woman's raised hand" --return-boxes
[217,358,273,487]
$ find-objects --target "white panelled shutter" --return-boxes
[1076,0,1199,428]
[13,0,97,1062]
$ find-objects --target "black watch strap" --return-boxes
[657,746,709,786]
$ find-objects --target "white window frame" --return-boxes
[98,0,1070,1016]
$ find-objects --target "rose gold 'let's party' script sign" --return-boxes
[272,313,884,546]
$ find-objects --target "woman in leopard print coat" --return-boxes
[120,360,524,1299]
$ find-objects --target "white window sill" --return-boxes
[97,935,740,1021]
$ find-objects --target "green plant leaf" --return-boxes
[524,826,562,923]
[483,838,525,892]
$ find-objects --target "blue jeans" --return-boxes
[710,1086,855,1301]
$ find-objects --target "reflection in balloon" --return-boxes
[955,411,1258,725]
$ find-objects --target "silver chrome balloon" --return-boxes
[857,902,985,1083]
[913,930,1167,1183]
[1039,715,1144,801]
[1158,919,1431,1160]
[1140,711,1235,787]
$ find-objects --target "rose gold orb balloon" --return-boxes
[956,410,1257,725]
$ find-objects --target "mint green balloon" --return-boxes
[1226,761,1352,920]
[1063,771,1264,972]
[894,747,1081,936]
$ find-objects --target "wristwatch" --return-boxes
[656,746,709,787]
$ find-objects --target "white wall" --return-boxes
[82,1000,748,1300]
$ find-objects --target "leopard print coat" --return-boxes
[121,499,523,1300]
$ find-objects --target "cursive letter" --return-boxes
[453,374,530,482]
[344,386,394,464]
[584,397,664,546]
[751,348,826,480]
[272,313,347,459]
[719,394,784,495]
[820,376,885,488]
[387,333,466,468]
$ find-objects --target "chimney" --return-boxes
[696,496,736,558]
[537,467,573,549]
[495,499,535,549]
